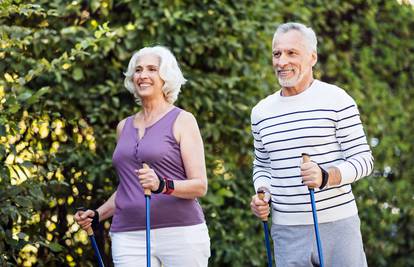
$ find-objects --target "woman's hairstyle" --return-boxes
[124,46,187,104]
[272,22,318,53]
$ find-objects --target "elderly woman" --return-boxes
[75,46,210,266]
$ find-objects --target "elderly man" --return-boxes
[250,22,373,266]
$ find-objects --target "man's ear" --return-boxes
[311,51,318,67]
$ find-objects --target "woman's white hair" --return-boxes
[272,22,318,53]
[124,46,187,105]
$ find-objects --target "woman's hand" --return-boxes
[74,209,96,231]
[135,167,161,192]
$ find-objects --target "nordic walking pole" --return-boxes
[302,153,324,267]
[142,163,151,267]
[77,208,105,267]
[257,190,273,267]
[86,226,105,267]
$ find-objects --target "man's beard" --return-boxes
[275,67,304,88]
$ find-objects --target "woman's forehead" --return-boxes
[136,53,160,66]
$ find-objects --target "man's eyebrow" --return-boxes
[272,48,300,52]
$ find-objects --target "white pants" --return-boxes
[110,223,210,267]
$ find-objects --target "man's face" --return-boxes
[272,30,317,89]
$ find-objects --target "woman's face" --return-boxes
[133,54,165,100]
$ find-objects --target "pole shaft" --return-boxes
[142,163,151,267]
[263,221,273,267]
[302,153,324,267]
[89,235,105,267]
[309,189,324,267]
[258,190,273,267]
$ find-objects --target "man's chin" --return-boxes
[278,78,297,88]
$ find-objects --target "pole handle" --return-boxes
[302,153,313,190]
[142,163,151,196]
[86,227,94,236]
[302,153,311,163]
[258,190,266,201]
[257,190,268,222]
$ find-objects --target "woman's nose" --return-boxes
[139,70,149,78]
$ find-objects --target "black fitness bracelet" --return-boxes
[319,166,329,189]
[91,210,100,230]
[151,176,165,194]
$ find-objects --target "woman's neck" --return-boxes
[140,99,173,124]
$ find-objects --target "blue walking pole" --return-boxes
[302,153,324,267]
[257,190,273,267]
[77,208,105,267]
[142,163,151,267]
[86,227,105,267]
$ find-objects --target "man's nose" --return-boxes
[277,53,289,67]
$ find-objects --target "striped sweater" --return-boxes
[251,79,373,225]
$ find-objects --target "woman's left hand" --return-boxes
[135,167,160,191]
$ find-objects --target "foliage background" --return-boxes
[1,0,413,266]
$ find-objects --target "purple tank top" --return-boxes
[110,107,205,232]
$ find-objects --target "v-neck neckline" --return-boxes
[133,107,176,141]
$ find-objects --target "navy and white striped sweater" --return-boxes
[251,79,373,225]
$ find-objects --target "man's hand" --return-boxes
[300,160,323,189]
[250,190,271,220]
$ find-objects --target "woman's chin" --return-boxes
[136,90,153,98]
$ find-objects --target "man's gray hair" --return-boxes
[272,22,318,52]
[124,46,186,105]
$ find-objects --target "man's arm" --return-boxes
[334,94,374,185]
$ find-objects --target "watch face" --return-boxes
[167,179,174,190]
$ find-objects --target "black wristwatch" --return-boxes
[164,178,175,195]
[319,166,329,189]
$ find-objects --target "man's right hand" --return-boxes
[250,193,270,221]
[74,209,96,231]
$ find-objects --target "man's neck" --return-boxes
[281,77,314,97]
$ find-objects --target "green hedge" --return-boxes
[1,0,413,266]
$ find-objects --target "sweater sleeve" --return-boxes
[335,93,374,185]
[251,109,272,192]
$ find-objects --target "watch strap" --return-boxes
[319,166,329,189]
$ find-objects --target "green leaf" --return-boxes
[48,242,64,252]
[72,68,84,81]
[15,196,32,208]
[26,86,50,105]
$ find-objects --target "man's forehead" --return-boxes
[272,30,308,51]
